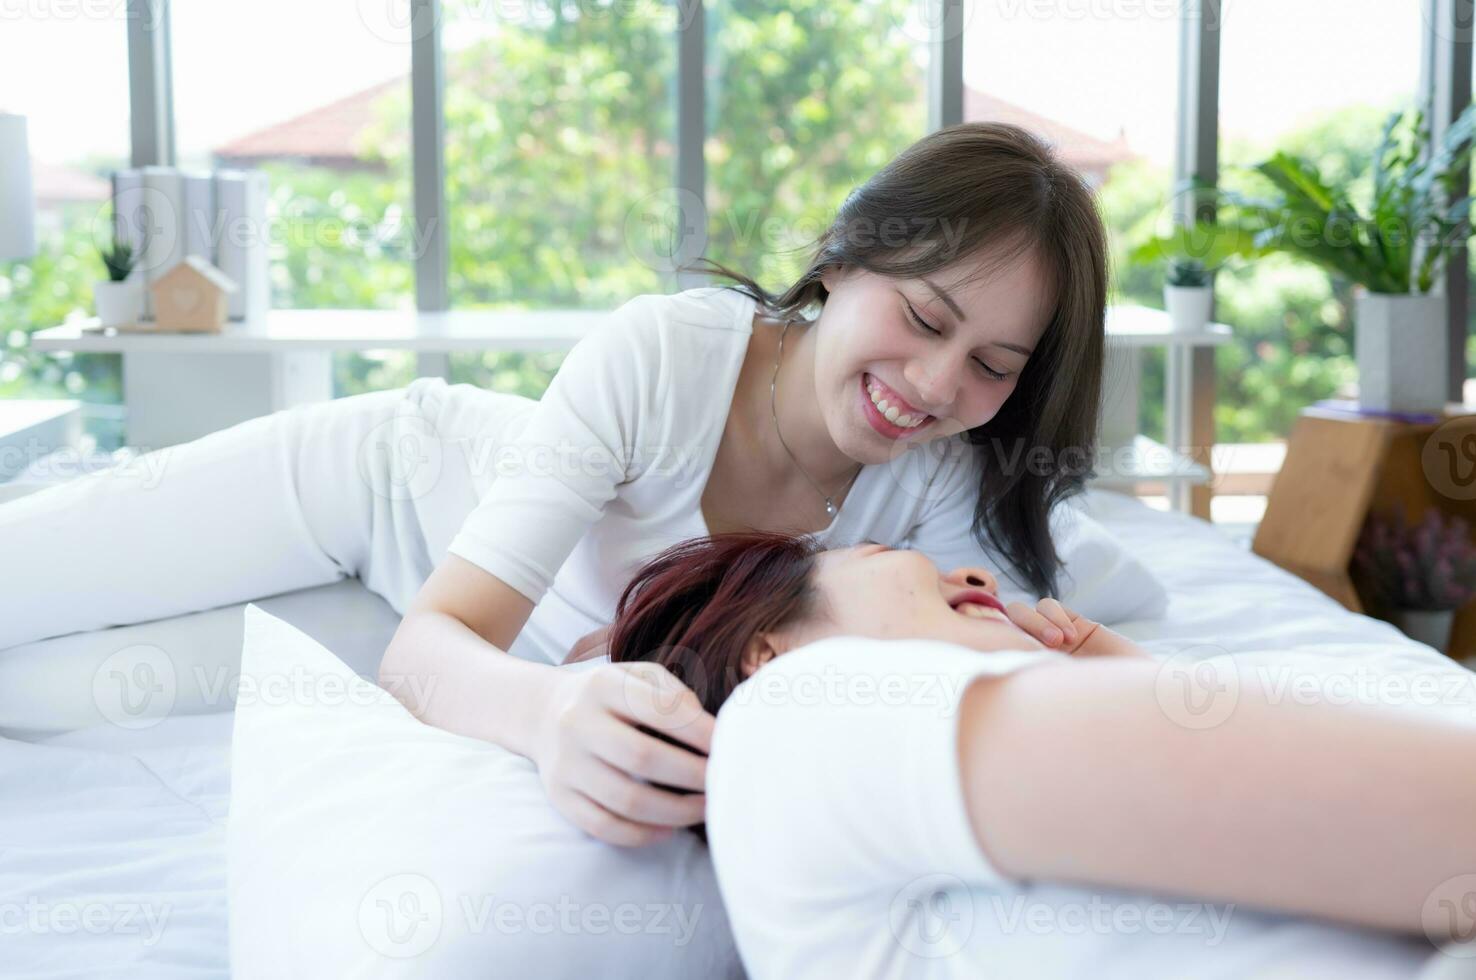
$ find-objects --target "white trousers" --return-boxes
[0,378,537,651]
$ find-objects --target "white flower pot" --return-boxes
[1164,284,1213,334]
[1353,291,1448,414]
[93,277,143,329]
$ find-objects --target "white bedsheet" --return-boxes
[1085,491,1475,725]
[0,580,404,979]
[1,489,1470,977]
[0,713,235,978]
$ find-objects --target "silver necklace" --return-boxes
[770,316,863,517]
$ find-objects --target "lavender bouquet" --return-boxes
[1352,508,1476,612]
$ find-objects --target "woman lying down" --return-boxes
[595,530,1473,978]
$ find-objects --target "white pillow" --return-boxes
[1050,495,1170,625]
[979,496,1169,627]
[228,604,741,979]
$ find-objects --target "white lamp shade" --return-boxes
[0,113,36,262]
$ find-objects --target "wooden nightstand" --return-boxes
[1251,403,1476,661]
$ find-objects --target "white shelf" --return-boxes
[1103,304,1233,348]
[1089,435,1211,486]
[0,398,80,436]
[26,303,1232,480]
[28,309,599,354]
[30,303,1232,355]
[0,399,82,483]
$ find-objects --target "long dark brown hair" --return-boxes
[681,121,1108,599]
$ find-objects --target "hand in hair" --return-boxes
[533,660,715,847]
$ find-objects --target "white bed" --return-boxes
[2,488,1470,977]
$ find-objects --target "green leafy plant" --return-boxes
[1166,258,1212,288]
[1219,98,1476,295]
[1129,186,1268,287]
[97,237,135,282]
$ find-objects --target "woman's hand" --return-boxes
[532,661,715,847]
[1004,598,1150,658]
[1004,596,1080,650]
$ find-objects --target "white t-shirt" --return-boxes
[705,637,1436,980]
[446,286,1164,666]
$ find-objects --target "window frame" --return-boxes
[123,0,1468,398]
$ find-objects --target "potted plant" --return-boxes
[94,236,142,328]
[1130,216,1263,333]
[1351,507,1476,655]
[1220,99,1476,414]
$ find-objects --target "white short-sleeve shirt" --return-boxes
[446,286,1161,665]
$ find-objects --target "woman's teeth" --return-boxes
[865,377,927,428]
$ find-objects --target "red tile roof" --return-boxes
[963,88,1138,184]
[212,76,404,170]
[32,160,111,206]
[209,76,1138,184]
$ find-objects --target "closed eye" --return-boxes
[902,300,1009,381]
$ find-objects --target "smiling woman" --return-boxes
[681,121,1107,602]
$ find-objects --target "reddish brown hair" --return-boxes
[608,531,824,846]
[608,530,824,714]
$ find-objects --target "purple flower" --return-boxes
[1354,508,1476,611]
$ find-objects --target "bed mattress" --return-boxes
[2,489,1469,977]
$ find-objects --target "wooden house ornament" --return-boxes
[150,256,238,333]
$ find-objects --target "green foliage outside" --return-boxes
[0,198,125,447]
[1,7,1469,454]
[699,0,927,289]
[1106,101,1448,443]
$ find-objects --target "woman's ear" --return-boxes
[820,263,845,293]
[740,631,784,679]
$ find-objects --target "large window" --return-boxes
[962,0,1179,257]
[440,0,681,392]
[962,2,1179,442]
[172,0,415,395]
[1,0,1464,441]
[704,0,928,291]
[1467,57,1476,389]
[1215,0,1422,442]
[443,0,676,310]
[0,13,130,448]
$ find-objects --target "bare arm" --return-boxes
[378,554,713,846]
[957,656,1476,938]
[378,553,550,757]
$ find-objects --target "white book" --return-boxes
[110,168,149,309]
[139,165,186,319]
[0,113,35,261]
[181,171,217,267]
[214,169,270,321]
